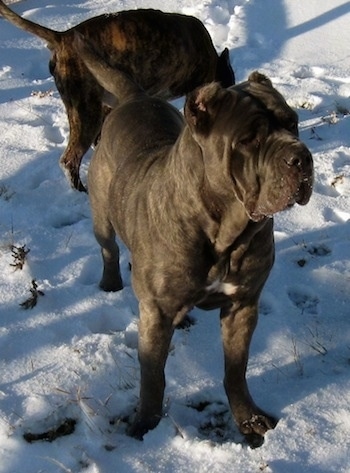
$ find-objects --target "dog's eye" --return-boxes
[238,135,260,148]
[237,120,267,149]
[288,122,299,137]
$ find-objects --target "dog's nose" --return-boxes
[285,148,312,170]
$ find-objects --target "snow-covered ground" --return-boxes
[1,1,350,471]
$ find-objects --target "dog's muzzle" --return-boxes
[283,146,313,206]
[247,140,314,222]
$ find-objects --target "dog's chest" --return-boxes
[205,279,238,296]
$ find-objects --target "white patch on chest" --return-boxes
[206,279,239,296]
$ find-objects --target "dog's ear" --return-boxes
[184,83,227,135]
[247,71,299,136]
[216,48,235,87]
[248,71,273,88]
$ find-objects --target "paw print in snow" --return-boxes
[287,287,319,314]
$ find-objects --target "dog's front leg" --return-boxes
[128,301,174,440]
[220,302,277,447]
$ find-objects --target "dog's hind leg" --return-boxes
[88,166,123,291]
[95,221,123,292]
[59,111,101,192]
[58,88,104,192]
[90,202,123,291]
[52,45,105,192]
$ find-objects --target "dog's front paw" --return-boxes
[126,414,161,440]
[240,413,278,448]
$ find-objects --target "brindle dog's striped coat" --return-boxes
[0,1,234,191]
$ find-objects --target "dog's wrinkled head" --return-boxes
[184,72,313,221]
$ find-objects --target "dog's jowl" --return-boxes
[0,1,235,191]
[75,38,313,447]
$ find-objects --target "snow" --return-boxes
[1,0,350,471]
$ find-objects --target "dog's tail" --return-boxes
[73,32,142,104]
[0,0,59,46]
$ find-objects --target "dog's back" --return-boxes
[78,34,184,196]
[0,2,234,92]
[0,1,234,190]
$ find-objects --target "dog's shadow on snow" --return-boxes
[241,219,350,429]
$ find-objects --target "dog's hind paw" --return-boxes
[99,273,123,292]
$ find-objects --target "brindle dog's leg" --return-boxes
[128,301,174,439]
[59,101,103,192]
[220,302,277,447]
[53,54,104,192]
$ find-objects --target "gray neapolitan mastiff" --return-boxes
[74,37,313,447]
[0,1,234,191]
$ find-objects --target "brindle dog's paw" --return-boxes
[240,414,278,448]
[60,160,87,193]
[75,178,87,193]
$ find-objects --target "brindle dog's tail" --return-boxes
[0,0,59,46]
[73,33,142,104]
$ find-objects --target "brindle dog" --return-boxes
[0,1,234,191]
